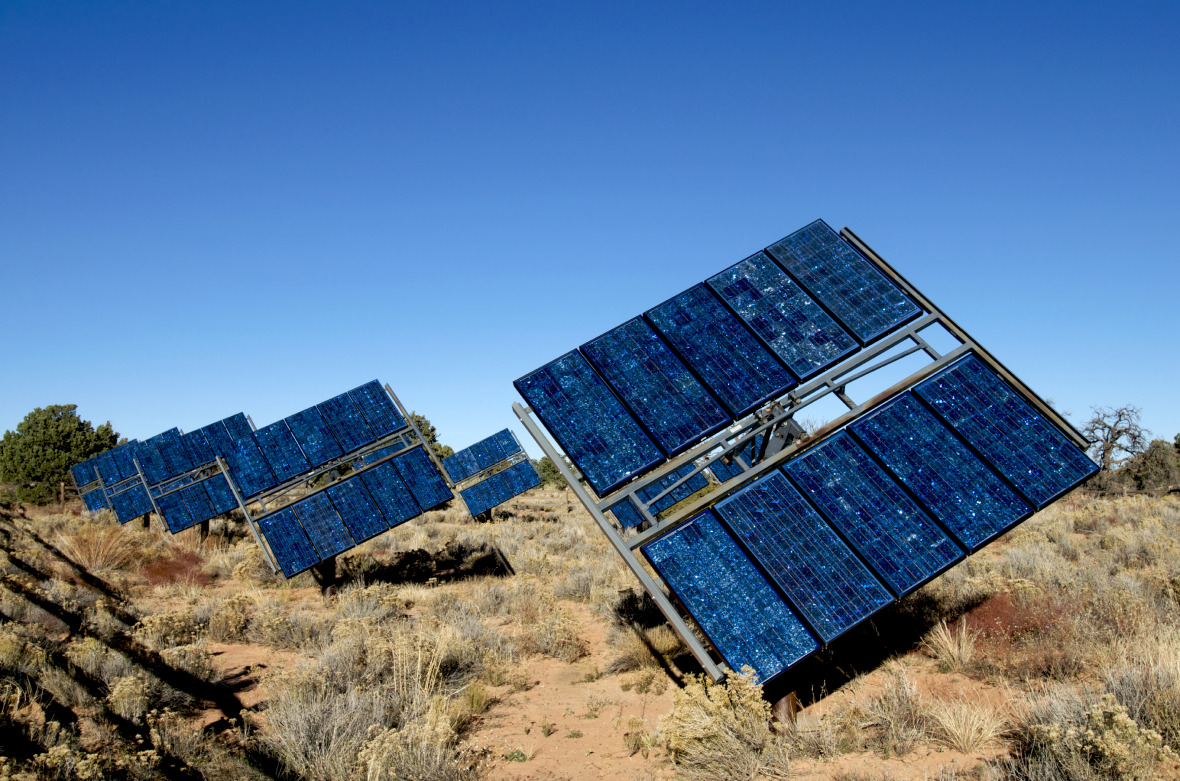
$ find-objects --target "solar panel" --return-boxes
[643,510,818,684]
[391,447,453,511]
[154,428,194,479]
[179,482,217,527]
[253,420,311,483]
[608,496,647,528]
[108,483,153,524]
[222,413,252,440]
[765,220,921,344]
[784,432,963,595]
[444,428,525,483]
[515,350,664,496]
[94,442,140,487]
[155,490,194,534]
[358,460,422,527]
[71,459,98,488]
[708,251,859,380]
[360,444,401,466]
[221,434,278,498]
[850,393,1032,551]
[714,470,892,643]
[290,492,355,559]
[258,507,319,578]
[460,460,542,517]
[636,462,709,515]
[286,407,344,468]
[181,428,215,466]
[203,474,239,515]
[326,478,388,544]
[318,393,376,453]
[914,356,1099,508]
[81,489,108,512]
[582,318,731,456]
[347,381,407,438]
[707,456,744,483]
[646,284,796,418]
[198,418,244,460]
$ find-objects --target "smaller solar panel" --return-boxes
[444,428,525,482]
[643,510,819,684]
[326,478,388,544]
[515,351,664,497]
[71,459,99,489]
[254,420,311,483]
[222,413,253,440]
[81,489,108,512]
[286,407,344,468]
[318,393,376,453]
[714,470,892,643]
[152,428,194,480]
[607,496,647,528]
[108,483,154,524]
[359,461,422,527]
[361,444,402,466]
[203,474,240,515]
[636,462,709,515]
[784,432,963,595]
[95,442,140,487]
[392,447,453,511]
[181,429,215,466]
[179,482,217,527]
[258,507,319,578]
[582,318,731,456]
[291,492,355,559]
[155,490,195,534]
[222,434,278,498]
[707,456,744,483]
[708,251,859,380]
[914,356,1099,507]
[765,219,921,344]
[134,439,169,485]
[460,460,542,517]
[646,284,796,418]
[347,381,407,437]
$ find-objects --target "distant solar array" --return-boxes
[445,429,542,517]
[514,219,1098,686]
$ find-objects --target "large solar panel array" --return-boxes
[640,355,1096,682]
[515,219,923,498]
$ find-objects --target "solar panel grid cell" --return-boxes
[135,439,170,485]
[153,428,194,479]
[286,407,344,468]
[95,443,140,487]
[707,457,744,483]
[914,357,1098,507]
[359,461,422,527]
[348,381,407,437]
[182,429,215,466]
[291,493,355,559]
[203,474,240,515]
[582,318,731,456]
[108,483,153,524]
[259,507,319,577]
[460,475,510,517]
[515,351,664,496]
[254,421,311,483]
[82,489,108,512]
[222,435,278,498]
[179,483,217,527]
[326,478,388,544]
[646,284,796,418]
[608,496,647,528]
[765,220,921,344]
[318,393,376,453]
[200,421,239,461]
[155,490,194,534]
[444,429,525,482]
[222,414,253,440]
[500,459,541,496]
[637,462,709,515]
[784,432,963,595]
[708,252,859,380]
[392,447,453,511]
[714,471,893,642]
[643,510,818,683]
[71,460,98,488]
[850,393,1032,551]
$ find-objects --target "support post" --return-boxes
[311,556,338,596]
[141,514,150,530]
[198,519,209,541]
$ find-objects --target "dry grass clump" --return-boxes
[865,666,929,757]
[658,669,790,781]
[519,598,588,662]
[927,697,1008,753]
[605,624,684,674]
[924,617,979,672]
[53,523,134,574]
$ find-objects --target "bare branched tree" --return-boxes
[1082,405,1149,471]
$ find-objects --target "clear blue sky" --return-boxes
[2,2,1177,457]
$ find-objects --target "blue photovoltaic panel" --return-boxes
[359,461,422,527]
[914,356,1098,508]
[444,428,524,482]
[153,428,194,480]
[462,460,542,517]
[108,483,153,524]
[254,420,311,483]
[646,284,796,418]
[182,429,215,467]
[582,318,731,456]
[71,459,98,488]
[326,478,388,544]
[850,393,1032,551]
[318,393,375,454]
[222,434,278,498]
[95,443,140,487]
[259,507,319,578]
[179,483,217,527]
[222,413,252,440]
[708,252,859,380]
[501,459,542,496]
[515,351,664,496]
[637,462,710,515]
[608,497,647,528]
[784,432,963,595]
[715,471,892,642]
[348,381,407,438]
[135,440,169,485]
[203,474,239,515]
[199,419,241,460]
[361,444,401,466]
[707,456,744,483]
[392,447,453,511]
[286,407,344,468]
[82,489,108,512]
[291,492,355,559]
[765,220,921,345]
[155,490,194,534]
[643,510,818,684]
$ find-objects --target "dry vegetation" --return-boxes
[1,490,1178,780]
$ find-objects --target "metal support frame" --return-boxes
[513,223,1091,683]
[216,455,280,574]
[386,383,455,488]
